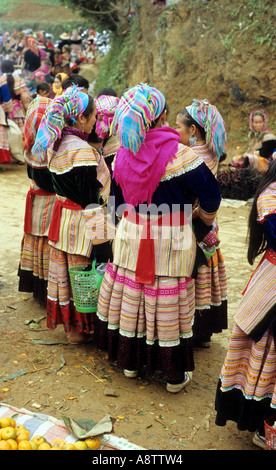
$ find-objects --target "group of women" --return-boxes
[11,78,276,449]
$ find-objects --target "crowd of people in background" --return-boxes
[1,22,276,452]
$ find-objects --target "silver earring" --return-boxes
[189,135,197,146]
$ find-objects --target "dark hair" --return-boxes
[96,87,117,98]
[1,60,19,99]
[247,160,276,265]
[178,108,206,140]
[87,122,103,144]
[36,82,50,93]
[45,73,54,84]
[65,94,94,126]
[62,74,89,90]
[150,103,168,129]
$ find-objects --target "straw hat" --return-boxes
[60,32,70,40]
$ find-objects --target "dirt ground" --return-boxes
[0,163,261,451]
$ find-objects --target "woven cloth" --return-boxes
[110,83,166,154]
[31,85,89,161]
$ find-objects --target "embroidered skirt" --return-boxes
[215,323,276,433]
[95,262,195,383]
[0,124,12,163]
[47,246,95,334]
[18,233,50,305]
[193,247,228,341]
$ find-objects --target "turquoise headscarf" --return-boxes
[186,99,226,158]
[110,83,166,154]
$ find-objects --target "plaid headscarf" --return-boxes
[95,95,119,139]
[23,96,52,153]
[31,85,89,161]
[110,83,166,154]
[186,99,226,158]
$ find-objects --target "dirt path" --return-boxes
[0,163,260,451]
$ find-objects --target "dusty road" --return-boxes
[0,163,260,451]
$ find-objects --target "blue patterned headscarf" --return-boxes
[186,99,226,157]
[110,83,166,154]
[32,84,89,161]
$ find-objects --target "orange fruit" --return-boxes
[7,439,17,450]
[29,440,38,450]
[0,440,12,450]
[85,437,101,450]
[18,440,33,450]
[10,418,16,428]
[31,435,45,446]
[51,438,65,449]
[1,426,17,440]
[16,430,30,442]
[15,424,27,435]
[0,417,12,428]
[63,443,76,450]
[74,440,87,450]
[38,442,52,450]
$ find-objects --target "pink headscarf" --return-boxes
[113,127,180,206]
[95,95,119,139]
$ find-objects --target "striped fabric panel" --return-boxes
[257,181,276,222]
[219,323,276,406]
[47,246,90,305]
[160,143,203,182]
[195,247,227,309]
[248,154,270,173]
[0,122,9,150]
[103,135,120,158]
[234,258,276,335]
[29,182,56,236]
[48,134,99,174]
[97,262,195,346]
[19,233,50,280]
[113,215,197,278]
[190,141,219,176]
[49,200,93,258]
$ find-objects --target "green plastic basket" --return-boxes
[68,260,104,313]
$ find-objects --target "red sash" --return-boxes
[124,209,188,285]
[48,197,83,243]
[24,187,55,234]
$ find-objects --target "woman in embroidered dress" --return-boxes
[95,83,221,392]
[176,99,227,348]
[230,108,275,173]
[32,86,111,344]
[215,160,276,449]
[1,60,30,134]
[0,74,12,165]
[18,93,55,305]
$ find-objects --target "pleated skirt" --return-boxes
[193,248,228,341]
[47,246,95,334]
[215,323,276,433]
[18,233,50,305]
[95,262,195,383]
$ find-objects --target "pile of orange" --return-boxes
[0,416,101,450]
